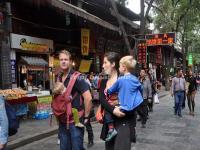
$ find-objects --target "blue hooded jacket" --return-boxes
[107,74,143,111]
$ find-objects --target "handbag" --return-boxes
[95,105,104,124]
[153,93,159,104]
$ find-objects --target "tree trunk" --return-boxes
[140,0,145,34]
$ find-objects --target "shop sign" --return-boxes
[156,47,162,64]
[79,59,92,73]
[188,53,193,66]
[81,29,90,56]
[146,33,175,46]
[137,40,147,64]
[10,33,53,53]
[11,59,16,83]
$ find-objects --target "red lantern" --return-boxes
[0,12,4,25]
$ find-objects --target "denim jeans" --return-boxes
[174,91,184,116]
[59,123,85,150]
[0,96,8,145]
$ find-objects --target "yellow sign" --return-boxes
[81,29,90,56]
[20,38,48,52]
[79,60,92,73]
[53,58,60,67]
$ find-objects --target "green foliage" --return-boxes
[152,0,200,62]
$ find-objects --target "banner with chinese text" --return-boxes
[81,29,90,56]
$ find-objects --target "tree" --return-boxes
[152,0,200,71]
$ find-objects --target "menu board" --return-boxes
[137,40,147,64]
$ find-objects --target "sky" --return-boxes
[127,0,141,14]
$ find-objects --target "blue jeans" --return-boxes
[59,123,85,150]
[174,91,184,116]
[0,96,8,146]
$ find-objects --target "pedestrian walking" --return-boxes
[171,69,186,117]
[99,52,138,150]
[0,96,8,150]
[52,50,92,150]
[137,69,152,128]
[186,70,197,116]
[196,72,200,91]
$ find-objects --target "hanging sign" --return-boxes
[146,33,175,46]
[81,28,90,56]
[188,53,193,66]
[79,60,92,73]
[137,40,147,64]
[156,47,162,64]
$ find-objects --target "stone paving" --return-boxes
[13,91,200,150]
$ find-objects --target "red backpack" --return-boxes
[51,71,84,128]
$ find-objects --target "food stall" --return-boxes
[0,56,53,119]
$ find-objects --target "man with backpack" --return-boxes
[52,50,92,150]
[0,96,8,150]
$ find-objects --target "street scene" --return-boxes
[1,0,200,150]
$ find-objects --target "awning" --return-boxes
[51,0,120,32]
[20,56,48,66]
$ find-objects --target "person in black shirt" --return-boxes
[57,50,92,150]
[186,70,197,116]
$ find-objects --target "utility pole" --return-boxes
[0,2,12,89]
[109,0,133,56]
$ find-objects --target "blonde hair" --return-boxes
[53,82,65,95]
[120,56,137,72]
[59,49,71,60]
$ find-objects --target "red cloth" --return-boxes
[6,96,38,105]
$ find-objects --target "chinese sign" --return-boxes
[156,47,162,64]
[81,28,90,56]
[137,40,147,64]
[146,33,175,46]
[11,60,16,83]
[188,53,193,66]
[10,33,53,53]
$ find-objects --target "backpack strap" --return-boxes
[63,71,81,128]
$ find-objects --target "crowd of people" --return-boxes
[1,49,199,150]
[51,50,159,150]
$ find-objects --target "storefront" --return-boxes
[10,33,54,89]
[4,33,55,118]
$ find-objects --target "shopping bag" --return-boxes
[153,93,159,104]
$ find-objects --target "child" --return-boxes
[105,56,143,141]
[53,82,84,128]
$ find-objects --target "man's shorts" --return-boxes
[0,96,8,145]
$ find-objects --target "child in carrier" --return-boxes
[53,82,84,128]
[105,56,143,142]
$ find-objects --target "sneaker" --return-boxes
[178,114,182,118]
[75,123,85,128]
[105,129,118,142]
[57,139,60,145]
[87,141,94,148]
[141,124,146,128]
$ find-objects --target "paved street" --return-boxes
[14,91,200,150]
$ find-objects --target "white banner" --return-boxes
[10,33,53,53]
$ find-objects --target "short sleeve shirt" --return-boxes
[60,70,90,110]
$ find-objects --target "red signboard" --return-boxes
[137,40,147,64]
[146,33,175,46]
[156,47,162,64]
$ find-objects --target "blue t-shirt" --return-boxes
[107,74,143,111]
